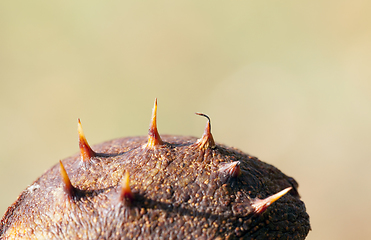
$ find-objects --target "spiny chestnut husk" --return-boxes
[0,99,310,239]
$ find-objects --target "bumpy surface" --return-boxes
[0,100,310,240]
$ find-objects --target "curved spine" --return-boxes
[194,113,215,149]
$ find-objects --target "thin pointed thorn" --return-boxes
[219,161,241,177]
[78,119,96,162]
[120,171,133,203]
[252,187,292,214]
[59,160,75,197]
[146,98,163,148]
[195,113,215,149]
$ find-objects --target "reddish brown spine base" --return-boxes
[218,161,241,177]
[120,171,134,203]
[194,113,215,149]
[78,119,96,162]
[252,187,293,214]
[59,160,75,198]
[145,98,163,148]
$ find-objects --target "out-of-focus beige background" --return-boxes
[1,1,370,239]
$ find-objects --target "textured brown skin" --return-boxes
[0,135,310,239]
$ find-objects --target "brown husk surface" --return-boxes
[0,135,310,239]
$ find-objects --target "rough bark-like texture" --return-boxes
[0,135,310,239]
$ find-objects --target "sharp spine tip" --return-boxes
[120,171,134,203]
[146,98,163,148]
[59,160,75,197]
[219,161,241,177]
[252,187,292,214]
[78,119,96,162]
[195,113,215,149]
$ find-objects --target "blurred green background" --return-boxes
[1,1,371,239]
